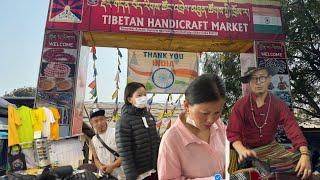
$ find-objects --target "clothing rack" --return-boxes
[11,134,83,146]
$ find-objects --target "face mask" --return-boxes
[133,96,148,109]
[186,115,198,128]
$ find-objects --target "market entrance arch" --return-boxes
[36,0,288,136]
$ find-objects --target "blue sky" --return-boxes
[0,1,172,102]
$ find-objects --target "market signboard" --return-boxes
[46,0,284,41]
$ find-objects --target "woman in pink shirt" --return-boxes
[158,74,226,180]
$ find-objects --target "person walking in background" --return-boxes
[116,82,160,180]
[157,74,226,180]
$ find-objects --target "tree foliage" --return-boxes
[3,87,36,97]
[282,0,320,119]
[202,52,242,120]
[203,0,320,121]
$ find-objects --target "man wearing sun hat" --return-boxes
[227,66,312,179]
[89,109,125,179]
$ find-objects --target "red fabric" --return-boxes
[227,94,307,150]
[249,170,261,180]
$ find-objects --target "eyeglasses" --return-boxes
[250,76,268,83]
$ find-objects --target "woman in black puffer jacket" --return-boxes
[116,82,160,180]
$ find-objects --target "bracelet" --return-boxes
[300,152,310,156]
[300,149,310,153]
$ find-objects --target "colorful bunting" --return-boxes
[89,46,98,103]
[88,80,96,89]
[114,72,120,83]
[93,53,97,60]
[117,48,123,58]
[90,88,97,97]
[117,57,121,65]
[112,89,118,100]
[91,46,96,54]
[111,48,122,121]
[93,67,98,76]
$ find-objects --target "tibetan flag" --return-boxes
[88,80,96,89]
[112,89,118,100]
[253,7,282,34]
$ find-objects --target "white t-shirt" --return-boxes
[42,107,55,138]
[92,124,125,179]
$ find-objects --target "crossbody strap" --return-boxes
[96,134,120,158]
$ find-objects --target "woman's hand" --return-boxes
[232,141,257,163]
[295,154,312,180]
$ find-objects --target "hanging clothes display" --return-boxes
[8,105,61,147]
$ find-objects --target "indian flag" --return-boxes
[253,7,282,34]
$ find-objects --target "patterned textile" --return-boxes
[253,141,300,173]
[228,141,301,178]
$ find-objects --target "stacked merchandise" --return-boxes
[49,138,84,168]
[253,141,300,173]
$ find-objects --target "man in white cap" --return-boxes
[89,109,124,179]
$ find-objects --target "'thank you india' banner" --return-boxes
[128,50,198,93]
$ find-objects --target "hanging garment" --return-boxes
[16,106,34,149]
[42,107,55,138]
[8,105,21,146]
[49,107,60,140]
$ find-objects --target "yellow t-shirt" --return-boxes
[8,105,21,147]
[32,108,46,132]
[49,107,60,140]
[16,106,35,149]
